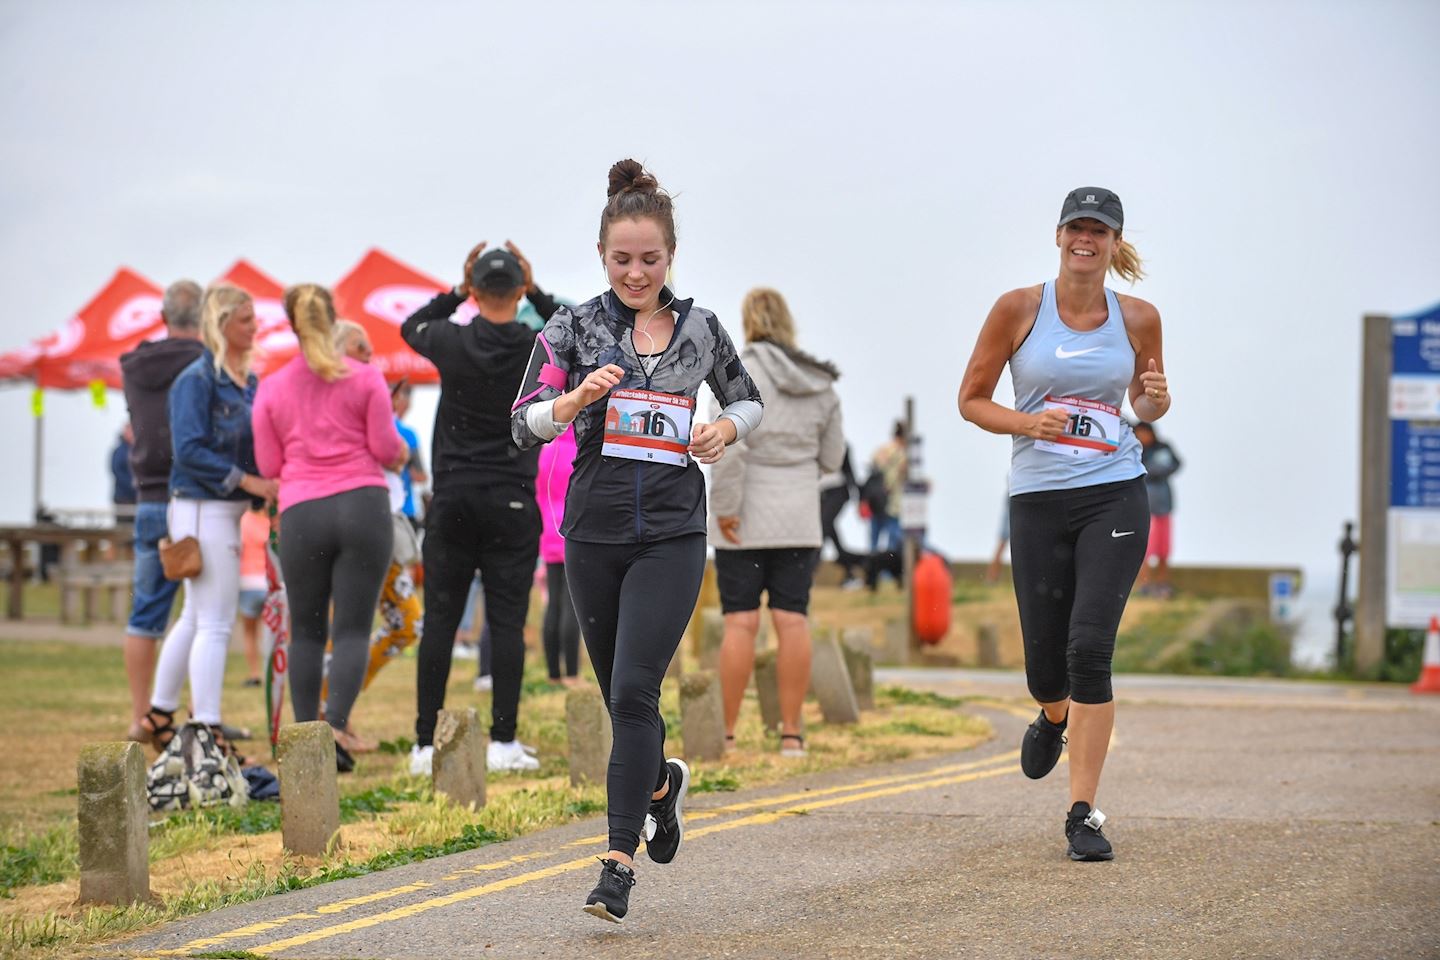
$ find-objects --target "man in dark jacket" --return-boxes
[118,279,205,739]
[402,242,560,775]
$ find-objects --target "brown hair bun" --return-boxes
[607,158,660,199]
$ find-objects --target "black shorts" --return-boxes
[714,547,820,615]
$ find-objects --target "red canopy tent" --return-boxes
[0,268,165,516]
[0,268,165,390]
[331,248,478,385]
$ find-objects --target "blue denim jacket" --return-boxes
[167,351,257,501]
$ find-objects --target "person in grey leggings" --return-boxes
[279,487,393,745]
[251,283,406,772]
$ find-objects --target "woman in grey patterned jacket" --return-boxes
[510,160,762,923]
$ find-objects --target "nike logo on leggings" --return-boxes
[1111,529,1135,538]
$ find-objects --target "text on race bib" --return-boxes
[602,389,694,467]
[1034,395,1122,459]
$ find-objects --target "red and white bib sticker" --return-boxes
[1034,395,1122,459]
[602,388,694,467]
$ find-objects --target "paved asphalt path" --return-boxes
[116,671,1440,960]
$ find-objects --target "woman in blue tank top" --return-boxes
[957,187,1172,862]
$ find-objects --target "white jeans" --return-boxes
[151,498,248,725]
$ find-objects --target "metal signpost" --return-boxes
[1358,303,1440,672]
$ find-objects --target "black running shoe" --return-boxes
[644,758,690,865]
[583,858,636,923]
[1065,802,1114,861]
[1020,710,1067,780]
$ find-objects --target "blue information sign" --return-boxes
[1392,419,1440,508]
[1392,307,1440,376]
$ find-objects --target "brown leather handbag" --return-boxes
[159,502,202,581]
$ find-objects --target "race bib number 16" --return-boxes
[602,389,694,467]
[1033,395,1122,459]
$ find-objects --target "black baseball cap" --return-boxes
[469,249,525,292]
[1058,187,1124,232]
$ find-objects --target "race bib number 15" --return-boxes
[1033,395,1122,459]
[602,389,694,467]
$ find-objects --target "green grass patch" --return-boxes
[690,771,740,794]
[0,825,75,898]
[875,685,965,710]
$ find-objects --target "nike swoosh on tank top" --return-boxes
[1007,280,1145,496]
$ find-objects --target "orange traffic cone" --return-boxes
[1411,616,1440,694]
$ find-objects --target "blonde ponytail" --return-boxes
[284,284,348,382]
[1109,238,1145,284]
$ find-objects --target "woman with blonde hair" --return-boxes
[711,287,844,758]
[252,284,405,771]
[139,284,276,762]
[958,187,1170,861]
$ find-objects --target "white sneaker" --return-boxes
[408,744,434,776]
[453,644,479,661]
[487,739,540,772]
[473,674,493,692]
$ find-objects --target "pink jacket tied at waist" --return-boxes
[536,426,577,564]
[252,356,405,514]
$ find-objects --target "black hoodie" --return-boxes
[119,336,207,503]
[401,288,560,493]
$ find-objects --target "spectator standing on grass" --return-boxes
[819,446,864,588]
[110,423,137,525]
[236,504,267,687]
[712,287,843,759]
[119,280,206,743]
[402,241,562,776]
[140,284,275,765]
[863,422,908,589]
[1135,421,1181,598]
[252,286,405,773]
[537,424,582,685]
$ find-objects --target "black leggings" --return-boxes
[279,487,393,730]
[565,533,707,857]
[543,562,581,679]
[1009,476,1149,705]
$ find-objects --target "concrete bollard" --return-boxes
[840,628,876,710]
[434,708,487,808]
[753,648,782,733]
[679,670,726,761]
[880,618,911,666]
[566,685,613,786]
[278,722,340,856]
[977,622,1000,667]
[699,607,725,671]
[77,742,150,904]
[809,632,861,724]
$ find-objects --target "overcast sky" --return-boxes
[2,1,1438,638]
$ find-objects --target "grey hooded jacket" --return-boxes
[709,340,844,550]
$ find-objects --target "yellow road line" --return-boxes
[160,703,1032,956]
[248,759,1028,956]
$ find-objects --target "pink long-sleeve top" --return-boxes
[252,356,404,515]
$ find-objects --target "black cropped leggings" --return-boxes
[1009,476,1149,706]
[565,533,706,857]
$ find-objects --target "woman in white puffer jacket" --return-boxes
[710,288,845,757]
